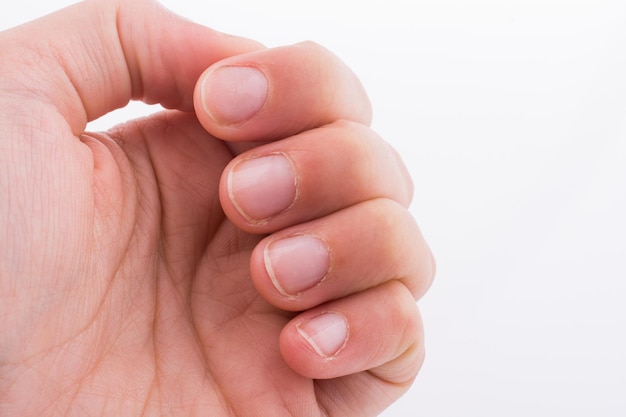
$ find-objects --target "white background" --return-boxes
[2,1,626,416]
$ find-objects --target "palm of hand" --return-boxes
[5,111,319,416]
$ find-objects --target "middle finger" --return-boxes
[219,120,414,234]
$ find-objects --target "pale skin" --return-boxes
[0,0,435,416]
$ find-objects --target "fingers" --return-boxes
[1,0,262,133]
[193,41,373,142]
[223,116,434,386]
[229,119,434,385]
[219,120,414,233]
[253,198,433,384]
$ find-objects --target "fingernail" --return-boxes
[201,66,268,124]
[228,154,297,222]
[265,235,330,296]
[297,313,349,358]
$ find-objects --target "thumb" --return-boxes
[0,0,263,135]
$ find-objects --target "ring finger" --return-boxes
[250,198,435,312]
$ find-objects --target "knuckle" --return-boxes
[367,199,433,299]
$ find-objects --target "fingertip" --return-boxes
[279,282,424,381]
[194,42,373,143]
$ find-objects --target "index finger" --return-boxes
[194,41,373,142]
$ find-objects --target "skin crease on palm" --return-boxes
[0,0,435,416]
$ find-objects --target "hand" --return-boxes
[0,0,435,416]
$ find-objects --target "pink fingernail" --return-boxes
[201,66,268,124]
[297,312,349,358]
[228,153,297,222]
[265,235,330,296]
